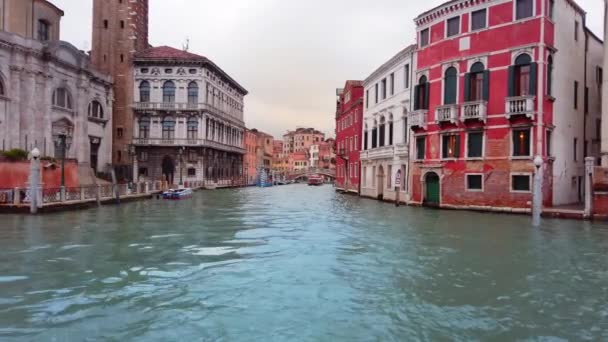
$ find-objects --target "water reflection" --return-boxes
[0,185,607,341]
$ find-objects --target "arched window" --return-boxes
[509,53,537,97]
[444,67,458,105]
[547,55,554,96]
[52,87,73,110]
[88,100,104,119]
[162,117,176,140]
[379,117,386,147]
[162,81,176,103]
[139,116,150,138]
[188,82,199,105]
[139,81,150,102]
[465,62,488,102]
[415,75,429,110]
[187,117,198,140]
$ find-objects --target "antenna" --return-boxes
[182,37,190,52]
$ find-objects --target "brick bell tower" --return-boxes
[91,0,149,180]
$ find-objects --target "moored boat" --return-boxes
[162,188,193,200]
[308,175,324,186]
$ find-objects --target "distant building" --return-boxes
[282,128,325,154]
[244,129,258,185]
[335,81,364,193]
[289,151,309,172]
[361,45,415,202]
[0,0,114,181]
[130,46,247,186]
[244,129,273,185]
[272,140,289,176]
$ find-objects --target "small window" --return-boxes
[188,168,196,177]
[117,128,124,139]
[404,64,410,89]
[120,54,124,63]
[375,83,379,103]
[141,68,149,74]
[549,0,555,20]
[38,20,50,41]
[139,151,148,162]
[416,136,426,160]
[381,78,387,100]
[546,130,552,157]
[88,101,104,119]
[163,81,176,103]
[420,28,429,47]
[574,81,578,109]
[165,68,173,74]
[117,150,122,162]
[139,81,150,102]
[547,55,553,96]
[575,21,579,41]
[189,69,197,74]
[512,128,531,157]
[471,9,487,31]
[447,16,460,37]
[103,20,108,29]
[389,73,395,96]
[120,20,125,29]
[574,138,578,161]
[138,167,148,177]
[515,0,533,20]
[52,88,73,110]
[467,132,483,158]
[442,134,460,159]
[0,79,4,96]
[584,87,589,114]
[466,175,483,191]
[512,175,531,192]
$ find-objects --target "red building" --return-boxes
[335,81,364,193]
[409,0,602,210]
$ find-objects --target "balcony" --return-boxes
[505,96,535,119]
[409,110,428,130]
[132,138,246,154]
[435,104,458,125]
[394,143,409,158]
[363,146,394,160]
[461,101,487,123]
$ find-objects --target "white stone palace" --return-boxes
[0,0,113,178]
[131,46,247,186]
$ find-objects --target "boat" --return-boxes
[308,175,324,186]
[162,188,193,200]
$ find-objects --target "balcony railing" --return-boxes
[435,104,458,124]
[505,96,535,119]
[132,138,246,154]
[365,146,394,160]
[394,143,409,158]
[133,102,244,125]
[461,101,488,123]
[409,109,428,130]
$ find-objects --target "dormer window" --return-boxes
[38,20,50,41]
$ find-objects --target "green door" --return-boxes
[425,173,440,205]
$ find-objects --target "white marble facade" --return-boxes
[360,45,416,203]
[0,30,113,175]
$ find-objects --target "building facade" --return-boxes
[131,46,247,186]
[91,0,149,180]
[244,129,258,185]
[361,45,416,202]
[282,128,325,154]
[409,0,602,209]
[0,0,113,181]
[336,81,364,193]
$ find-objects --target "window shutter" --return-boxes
[508,66,516,97]
[414,85,420,110]
[529,62,538,95]
[464,73,471,102]
[424,84,430,109]
[482,70,490,101]
[455,135,461,158]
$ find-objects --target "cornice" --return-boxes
[364,44,416,86]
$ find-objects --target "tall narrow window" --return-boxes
[574,81,579,109]
[547,55,554,96]
[574,138,578,161]
[515,0,533,20]
[584,86,589,114]
[414,76,429,110]
[389,73,395,96]
[372,123,378,149]
[447,16,460,37]
[0,79,4,96]
[388,117,394,146]
[442,134,460,159]
[549,0,555,20]
[188,82,199,104]
[512,128,531,157]
[364,129,368,150]
[471,9,487,31]
[381,78,387,100]
[375,84,379,103]
[416,136,426,160]
[509,54,536,97]
[466,62,487,102]
[575,21,579,41]
[163,81,176,103]
[444,67,458,104]
[467,131,483,158]
[546,130,552,157]
[365,90,369,108]
[404,64,410,89]
[38,20,50,41]
[420,28,429,48]
[139,117,150,138]
[187,117,198,140]
[139,81,150,102]
[379,117,386,147]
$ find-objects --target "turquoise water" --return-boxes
[1,185,607,341]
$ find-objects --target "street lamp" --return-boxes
[53,132,72,201]
[532,155,543,226]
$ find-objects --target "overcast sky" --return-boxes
[53,0,604,139]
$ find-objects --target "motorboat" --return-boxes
[162,188,193,200]
[308,176,324,186]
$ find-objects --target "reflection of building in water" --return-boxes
[0,0,113,180]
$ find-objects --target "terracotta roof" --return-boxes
[135,46,206,60]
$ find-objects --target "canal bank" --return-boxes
[1,185,607,341]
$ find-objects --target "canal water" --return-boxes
[1,185,607,341]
